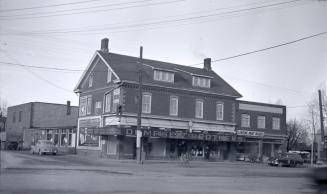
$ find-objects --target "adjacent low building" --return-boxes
[5,101,78,152]
[73,38,287,160]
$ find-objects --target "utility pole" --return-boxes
[310,112,316,165]
[318,90,325,160]
[136,46,143,164]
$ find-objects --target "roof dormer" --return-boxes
[153,69,175,83]
[192,75,211,88]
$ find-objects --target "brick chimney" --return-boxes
[66,101,71,115]
[204,58,211,71]
[100,38,109,53]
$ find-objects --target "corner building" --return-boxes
[74,38,286,160]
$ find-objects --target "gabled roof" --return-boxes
[75,50,242,98]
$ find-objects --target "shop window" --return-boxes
[257,116,266,129]
[79,128,99,147]
[241,114,250,127]
[272,117,280,130]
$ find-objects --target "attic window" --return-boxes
[88,75,93,87]
[154,70,174,83]
[107,69,112,83]
[192,76,210,88]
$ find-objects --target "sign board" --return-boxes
[79,117,101,128]
[237,130,264,137]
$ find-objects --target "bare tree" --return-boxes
[0,96,8,117]
[286,119,309,151]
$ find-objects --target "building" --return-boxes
[5,102,78,151]
[73,38,286,160]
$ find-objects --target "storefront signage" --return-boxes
[237,130,264,137]
[79,118,101,128]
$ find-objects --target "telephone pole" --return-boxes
[318,90,325,160]
[136,46,143,164]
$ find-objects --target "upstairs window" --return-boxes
[192,76,211,88]
[18,111,22,122]
[272,117,280,130]
[154,70,174,83]
[142,93,152,114]
[112,88,120,113]
[169,96,178,116]
[13,112,16,123]
[241,114,250,127]
[104,93,112,112]
[195,99,203,119]
[216,102,224,121]
[107,69,112,83]
[80,96,92,116]
[88,75,93,88]
[257,116,266,129]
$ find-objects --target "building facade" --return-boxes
[74,38,287,160]
[5,102,78,151]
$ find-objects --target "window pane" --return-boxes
[105,93,111,112]
[170,97,178,116]
[216,103,224,120]
[107,69,112,82]
[79,97,87,116]
[142,94,151,113]
[195,100,203,118]
[241,114,250,127]
[86,96,92,115]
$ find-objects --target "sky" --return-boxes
[0,0,326,121]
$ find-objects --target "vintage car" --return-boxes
[31,140,57,155]
[268,153,304,167]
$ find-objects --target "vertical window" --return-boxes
[107,69,112,83]
[13,112,16,123]
[112,88,120,113]
[257,116,266,129]
[241,114,250,127]
[105,93,112,112]
[88,75,93,87]
[272,117,280,130]
[216,102,224,120]
[142,93,152,113]
[86,96,92,115]
[95,101,102,109]
[18,111,22,122]
[195,99,203,119]
[169,96,178,116]
[79,96,87,116]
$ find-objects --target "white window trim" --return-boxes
[169,96,178,116]
[95,101,102,109]
[257,116,266,129]
[142,93,152,114]
[241,114,250,128]
[86,96,92,115]
[216,102,224,121]
[192,76,211,88]
[195,99,204,119]
[153,70,174,83]
[104,93,111,112]
[88,75,93,87]
[272,117,280,130]
[107,69,112,83]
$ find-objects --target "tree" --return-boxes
[286,119,309,151]
[0,96,8,117]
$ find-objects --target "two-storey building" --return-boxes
[74,38,287,160]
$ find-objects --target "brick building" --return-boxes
[73,38,286,160]
[5,102,78,151]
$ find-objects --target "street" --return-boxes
[0,151,317,194]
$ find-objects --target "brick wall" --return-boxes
[32,102,78,128]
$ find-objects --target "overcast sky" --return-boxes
[0,0,326,120]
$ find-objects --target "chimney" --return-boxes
[66,101,71,115]
[100,38,109,52]
[204,58,211,70]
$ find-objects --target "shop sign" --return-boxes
[87,127,121,135]
[79,118,101,128]
[237,130,264,137]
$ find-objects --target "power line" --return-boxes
[0,0,106,12]
[191,31,327,66]
[0,61,83,72]
[0,0,186,20]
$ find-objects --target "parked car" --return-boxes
[31,140,57,155]
[7,142,18,150]
[268,153,304,167]
[236,153,246,161]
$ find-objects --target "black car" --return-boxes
[7,142,18,150]
[268,153,304,167]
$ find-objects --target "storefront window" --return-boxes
[79,128,99,147]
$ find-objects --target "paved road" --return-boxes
[0,151,317,194]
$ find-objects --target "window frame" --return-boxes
[169,96,179,116]
[257,115,266,129]
[107,69,112,83]
[216,102,224,121]
[104,93,112,113]
[195,99,204,119]
[142,93,152,114]
[272,117,280,130]
[153,70,174,83]
[241,114,250,128]
[88,75,93,88]
[192,76,211,88]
